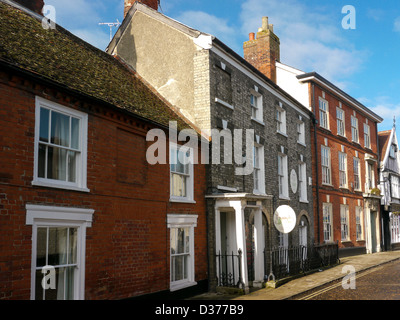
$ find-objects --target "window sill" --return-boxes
[297,141,306,147]
[32,179,90,193]
[169,198,196,204]
[341,240,352,243]
[277,131,288,138]
[215,98,234,110]
[251,117,265,126]
[322,183,334,187]
[170,281,197,292]
[299,199,309,204]
[279,195,290,200]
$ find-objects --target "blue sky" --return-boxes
[45,0,400,137]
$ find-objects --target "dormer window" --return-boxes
[390,145,397,158]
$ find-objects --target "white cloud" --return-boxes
[45,0,122,50]
[239,0,366,85]
[394,16,400,32]
[175,10,240,51]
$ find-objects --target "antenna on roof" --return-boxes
[99,20,121,42]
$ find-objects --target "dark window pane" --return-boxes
[39,108,49,142]
[38,144,46,178]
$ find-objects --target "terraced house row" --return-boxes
[0,0,397,300]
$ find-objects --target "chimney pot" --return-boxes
[249,32,255,41]
[124,0,159,18]
[262,16,269,30]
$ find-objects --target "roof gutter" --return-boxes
[297,72,383,123]
[0,59,175,132]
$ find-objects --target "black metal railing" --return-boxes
[264,242,340,281]
[216,249,245,288]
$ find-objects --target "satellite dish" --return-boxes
[273,205,296,234]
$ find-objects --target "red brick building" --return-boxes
[244,16,383,257]
[294,73,383,256]
[0,1,207,299]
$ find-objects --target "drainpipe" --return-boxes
[311,83,321,244]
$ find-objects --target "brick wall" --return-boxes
[0,70,207,299]
[311,83,379,249]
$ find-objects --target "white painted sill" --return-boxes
[32,179,90,193]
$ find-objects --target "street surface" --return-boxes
[293,260,400,300]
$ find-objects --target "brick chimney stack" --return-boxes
[124,0,159,18]
[243,17,280,83]
[14,0,44,15]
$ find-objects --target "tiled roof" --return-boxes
[378,129,392,159]
[0,1,192,131]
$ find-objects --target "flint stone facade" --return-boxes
[109,3,314,292]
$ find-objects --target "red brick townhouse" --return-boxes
[0,0,207,299]
[275,58,383,257]
[244,17,383,257]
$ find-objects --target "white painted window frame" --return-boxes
[321,146,331,185]
[339,152,348,188]
[323,202,333,242]
[278,153,289,199]
[340,204,350,241]
[253,144,265,195]
[33,96,89,192]
[353,157,361,191]
[299,162,307,202]
[167,214,198,292]
[336,107,345,137]
[26,204,94,300]
[364,123,371,149]
[351,115,359,143]
[276,102,287,136]
[319,98,329,130]
[169,143,195,203]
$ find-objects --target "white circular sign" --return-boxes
[290,169,298,194]
[273,205,296,234]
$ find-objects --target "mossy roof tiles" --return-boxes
[0,2,191,130]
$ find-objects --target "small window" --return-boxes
[34,97,88,192]
[364,123,371,149]
[319,98,329,129]
[339,152,347,188]
[390,145,396,158]
[276,103,286,135]
[299,162,307,202]
[340,205,350,241]
[26,204,94,300]
[351,116,359,143]
[278,154,289,198]
[366,162,375,191]
[336,108,345,137]
[356,206,364,240]
[250,91,263,122]
[170,143,194,202]
[353,157,361,190]
[321,146,331,185]
[297,120,305,145]
[392,175,400,199]
[323,203,333,242]
[167,214,198,291]
[253,145,265,194]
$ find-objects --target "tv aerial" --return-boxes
[99,19,121,42]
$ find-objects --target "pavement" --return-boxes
[189,250,400,300]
